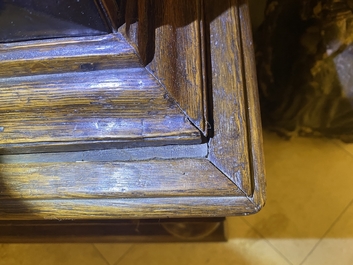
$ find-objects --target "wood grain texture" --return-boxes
[0,34,140,78]
[0,0,266,228]
[0,159,243,199]
[0,197,254,221]
[238,0,266,209]
[205,0,252,195]
[121,0,208,135]
[0,68,200,153]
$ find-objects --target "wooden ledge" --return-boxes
[0,34,141,78]
[0,68,201,154]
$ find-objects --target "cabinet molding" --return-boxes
[0,0,265,227]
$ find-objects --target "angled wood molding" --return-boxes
[0,0,265,222]
[117,0,266,210]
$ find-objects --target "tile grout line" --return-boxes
[92,244,111,265]
[332,141,353,159]
[240,217,294,265]
[113,244,135,265]
[299,199,353,265]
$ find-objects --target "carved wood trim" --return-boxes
[0,0,265,223]
[120,0,209,135]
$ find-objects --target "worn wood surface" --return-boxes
[0,196,254,221]
[238,1,266,207]
[121,0,208,135]
[0,159,243,199]
[0,0,266,238]
[0,34,140,78]
[206,0,252,196]
[0,67,200,154]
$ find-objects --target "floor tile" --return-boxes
[302,201,353,265]
[117,217,291,265]
[325,200,353,238]
[0,244,108,265]
[333,140,353,157]
[243,131,353,264]
[94,243,132,265]
[302,239,353,265]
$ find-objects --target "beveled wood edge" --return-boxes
[0,33,141,78]
[196,0,209,135]
[199,0,209,137]
[0,160,262,218]
[0,159,243,200]
[0,34,121,51]
[0,150,260,219]
[117,1,209,135]
[0,196,254,221]
[238,0,266,210]
[205,0,252,195]
[204,0,265,212]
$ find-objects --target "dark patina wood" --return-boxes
[206,0,253,195]
[0,159,243,200]
[121,0,209,134]
[0,0,265,242]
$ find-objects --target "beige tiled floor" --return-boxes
[1,130,353,265]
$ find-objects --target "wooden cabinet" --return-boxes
[0,0,265,241]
